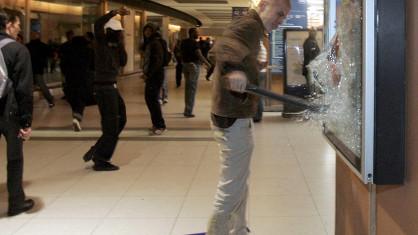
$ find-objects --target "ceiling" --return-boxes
[150,0,324,28]
[25,0,324,29]
[148,0,250,28]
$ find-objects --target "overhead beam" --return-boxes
[111,0,202,27]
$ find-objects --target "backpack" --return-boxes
[159,38,172,66]
[0,38,15,99]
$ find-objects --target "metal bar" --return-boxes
[369,183,377,235]
[245,84,326,112]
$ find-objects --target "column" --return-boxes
[122,6,135,73]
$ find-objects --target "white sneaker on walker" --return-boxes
[72,118,82,132]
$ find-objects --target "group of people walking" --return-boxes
[0,1,292,235]
[22,27,96,132]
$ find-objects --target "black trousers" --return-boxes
[0,118,25,207]
[206,61,215,79]
[145,73,166,129]
[175,62,183,87]
[93,85,126,161]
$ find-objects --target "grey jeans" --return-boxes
[208,118,254,235]
[182,62,200,115]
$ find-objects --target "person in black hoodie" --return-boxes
[82,7,129,171]
[0,8,35,216]
[141,22,166,135]
[63,35,95,132]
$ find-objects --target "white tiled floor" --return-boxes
[0,68,335,234]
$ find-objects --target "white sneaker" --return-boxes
[150,128,166,136]
[163,98,168,104]
[72,118,82,132]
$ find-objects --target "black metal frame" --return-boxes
[373,0,406,184]
[322,0,406,184]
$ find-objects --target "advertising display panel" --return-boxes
[319,0,405,184]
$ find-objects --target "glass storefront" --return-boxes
[30,0,101,44]
[3,0,145,76]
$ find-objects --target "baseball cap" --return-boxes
[104,18,124,31]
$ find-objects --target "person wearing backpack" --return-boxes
[141,22,166,135]
[0,8,35,216]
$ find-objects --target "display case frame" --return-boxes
[323,0,405,184]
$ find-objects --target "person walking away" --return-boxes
[303,29,320,95]
[0,8,35,216]
[173,39,183,88]
[26,31,54,107]
[180,28,212,118]
[82,7,129,171]
[64,35,95,131]
[207,0,291,234]
[141,22,167,135]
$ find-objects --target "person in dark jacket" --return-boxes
[0,8,35,216]
[303,29,320,94]
[63,35,95,131]
[82,7,129,171]
[26,31,54,107]
[141,22,166,135]
[173,39,183,87]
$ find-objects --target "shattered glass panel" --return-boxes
[309,0,363,157]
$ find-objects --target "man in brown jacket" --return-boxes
[208,0,291,234]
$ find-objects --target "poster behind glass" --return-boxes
[324,0,363,163]
[270,0,307,74]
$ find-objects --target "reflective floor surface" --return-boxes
[0,68,335,235]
